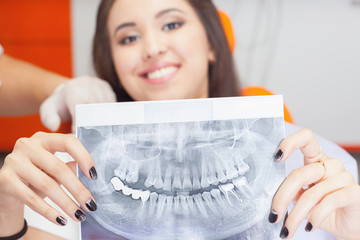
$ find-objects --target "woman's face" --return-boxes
[107,0,215,101]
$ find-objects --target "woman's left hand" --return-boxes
[270,128,360,240]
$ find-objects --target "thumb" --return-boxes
[40,84,71,132]
[40,96,62,132]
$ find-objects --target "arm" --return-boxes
[0,53,116,132]
[0,209,64,240]
[0,53,69,115]
[27,227,67,240]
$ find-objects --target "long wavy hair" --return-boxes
[93,0,240,101]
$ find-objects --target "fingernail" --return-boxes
[305,222,313,232]
[75,209,86,222]
[56,216,67,226]
[283,211,289,224]
[86,199,97,211]
[274,149,283,162]
[89,166,98,180]
[268,209,278,223]
[279,226,289,239]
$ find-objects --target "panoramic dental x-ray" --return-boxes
[76,96,285,240]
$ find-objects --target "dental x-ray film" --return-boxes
[76,96,286,240]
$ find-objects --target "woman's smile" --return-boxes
[139,63,180,85]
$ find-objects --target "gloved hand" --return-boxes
[40,76,116,132]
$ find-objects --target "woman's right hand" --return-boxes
[0,132,97,226]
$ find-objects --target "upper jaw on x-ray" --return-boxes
[77,97,285,240]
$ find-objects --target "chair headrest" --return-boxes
[218,10,235,53]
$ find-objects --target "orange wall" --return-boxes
[0,0,72,151]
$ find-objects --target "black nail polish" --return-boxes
[279,226,289,239]
[283,211,288,223]
[89,166,98,180]
[86,199,97,211]
[56,216,67,226]
[268,209,278,223]
[305,222,313,232]
[283,211,289,223]
[75,209,86,222]
[274,149,283,162]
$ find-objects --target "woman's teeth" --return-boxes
[147,66,177,79]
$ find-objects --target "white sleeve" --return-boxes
[0,44,3,56]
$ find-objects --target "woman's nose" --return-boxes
[142,33,167,60]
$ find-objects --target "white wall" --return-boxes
[70,0,101,77]
[213,0,360,145]
[71,0,360,145]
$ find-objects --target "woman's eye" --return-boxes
[119,36,139,45]
[163,22,183,31]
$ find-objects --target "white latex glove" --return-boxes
[40,76,116,132]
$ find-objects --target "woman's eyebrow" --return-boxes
[114,22,136,36]
[155,8,185,18]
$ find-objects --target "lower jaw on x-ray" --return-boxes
[78,117,285,240]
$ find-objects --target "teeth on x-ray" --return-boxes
[114,157,250,194]
[194,193,208,217]
[140,190,150,202]
[234,156,250,175]
[110,176,124,191]
[202,191,217,212]
[111,174,252,217]
[210,189,228,208]
[131,189,142,200]
[219,183,235,205]
[172,169,182,190]
[78,116,285,239]
[232,176,253,200]
[179,195,188,215]
[191,168,202,190]
[182,168,193,191]
[125,162,140,183]
[156,194,167,218]
[201,158,211,188]
[162,166,172,191]
[108,119,258,218]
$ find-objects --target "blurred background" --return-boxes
[1,0,359,178]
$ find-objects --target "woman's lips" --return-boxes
[140,65,179,85]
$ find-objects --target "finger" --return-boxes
[16,161,87,222]
[40,97,62,132]
[270,158,344,224]
[29,132,97,180]
[281,171,355,239]
[66,161,77,175]
[7,170,69,226]
[275,128,326,164]
[307,184,360,232]
[32,162,76,191]
[18,139,97,212]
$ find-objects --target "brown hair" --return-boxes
[93,0,240,102]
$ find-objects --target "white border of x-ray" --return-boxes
[76,95,284,127]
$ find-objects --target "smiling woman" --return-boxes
[93,0,239,102]
[109,1,213,101]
